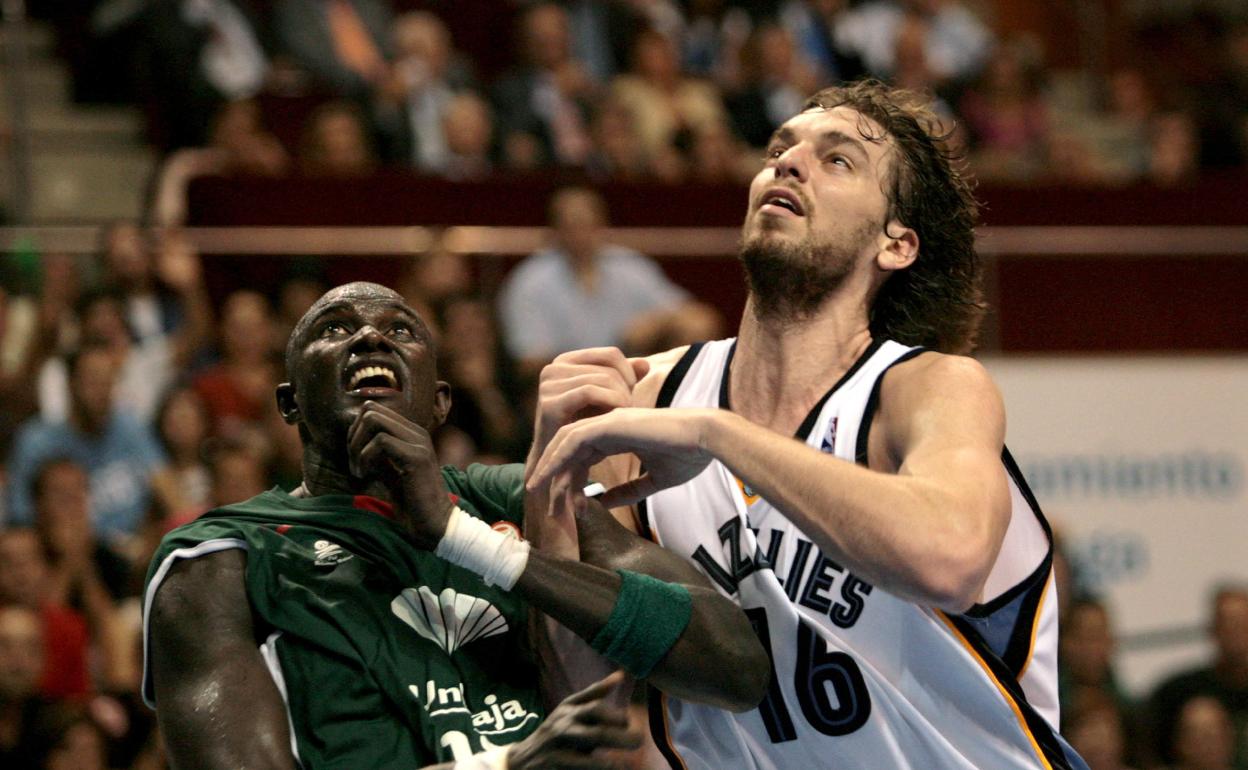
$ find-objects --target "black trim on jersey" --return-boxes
[720,337,887,440]
[639,342,708,544]
[944,612,1078,770]
[658,342,706,409]
[961,448,1057,682]
[647,686,685,770]
[852,345,927,465]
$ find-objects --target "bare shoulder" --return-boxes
[875,352,1005,463]
[631,345,692,408]
[152,548,252,638]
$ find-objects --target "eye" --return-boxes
[826,154,852,169]
[765,145,786,161]
[319,321,349,337]
[388,323,414,339]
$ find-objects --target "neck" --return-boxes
[730,295,874,433]
[70,408,106,437]
[297,445,391,500]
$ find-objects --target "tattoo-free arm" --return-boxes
[150,550,298,770]
[516,499,769,713]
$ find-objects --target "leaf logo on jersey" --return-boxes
[313,539,353,566]
[391,586,508,654]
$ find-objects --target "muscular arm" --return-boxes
[518,497,768,713]
[533,354,1012,613]
[149,550,299,770]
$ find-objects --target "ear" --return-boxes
[275,383,300,425]
[431,381,452,429]
[877,220,919,273]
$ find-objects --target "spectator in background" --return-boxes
[0,529,91,702]
[493,3,596,170]
[960,38,1050,183]
[206,440,269,508]
[1168,696,1237,770]
[1150,111,1201,187]
[374,11,476,170]
[154,387,213,517]
[1059,597,1143,766]
[780,0,867,86]
[0,256,76,439]
[273,0,393,99]
[586,96,652,181]
[1065,691,1139,770]
[611,26,728,163]
[727,22,823,148]
[298,101,380,176]
[834,0,992,87]
[497,186,718,376]
[436,293,525,462]
[439,91,495,180]
[1149,585,1248,769]
[0,605,56,769]
[6,343,176,543]
[192,290,281,440]
[688,120,753,183]
[150,100,291,226]
[26,705,109,770]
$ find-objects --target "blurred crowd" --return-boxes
[16,0,1248,227]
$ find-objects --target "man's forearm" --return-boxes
[701,410,1002,611]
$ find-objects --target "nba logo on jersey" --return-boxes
[820,417,838,453]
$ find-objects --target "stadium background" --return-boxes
[0,0,1246,767]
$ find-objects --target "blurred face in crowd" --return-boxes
[523,4,570,71]
[0,606,43,702]
[34,461,92,558]
[211,447,268,506]
[1174,696,1234,770]
[756,25,796,80]
[742,105,908,317]
[443,93,494,158]
[393,12,451,78]
[1066,702,1127,770]
[103,222,150,287]
[160,387,211,463]
[0,530,49,609]
[45,718,108,770]
[633,30,680,85]
[1213,589,1248,666]
[80,295,130,349]
[550,188,607,264]
[221,290,276,365]
[306,107,376,177]
[1060,601,1115,685]
[70,347,119,432]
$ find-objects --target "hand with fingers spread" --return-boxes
[506,671,642,770]
[347,400,452,548]
[528,408,719,510]
[527,348,650,479]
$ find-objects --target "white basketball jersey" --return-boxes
[640,339,1087,770]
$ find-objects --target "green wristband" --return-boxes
[589,569,693,679]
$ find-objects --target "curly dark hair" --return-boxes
[803,80,985,354]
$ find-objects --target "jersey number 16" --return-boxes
[746,608,872,742]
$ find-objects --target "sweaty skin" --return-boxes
[149,283,767,770]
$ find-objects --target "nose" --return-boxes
[773,144,808,183]
[348,324,393,353]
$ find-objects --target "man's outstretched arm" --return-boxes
[529,353,1013,613]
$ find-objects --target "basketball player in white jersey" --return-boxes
[526,80,1089,769]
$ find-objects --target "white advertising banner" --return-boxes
[982,356,1248,696]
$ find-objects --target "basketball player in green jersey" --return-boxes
[143,282,767,769]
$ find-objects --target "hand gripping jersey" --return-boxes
[640,340,1088,770]
[142,464,542,769]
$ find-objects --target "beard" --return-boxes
[739,221,872,324]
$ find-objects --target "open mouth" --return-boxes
[759,188,805,217]
[344,363,401,394]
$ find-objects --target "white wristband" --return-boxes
[452,746,509,770]
[435,507,531,590]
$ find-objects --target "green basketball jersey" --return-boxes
[142,463,544,768]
